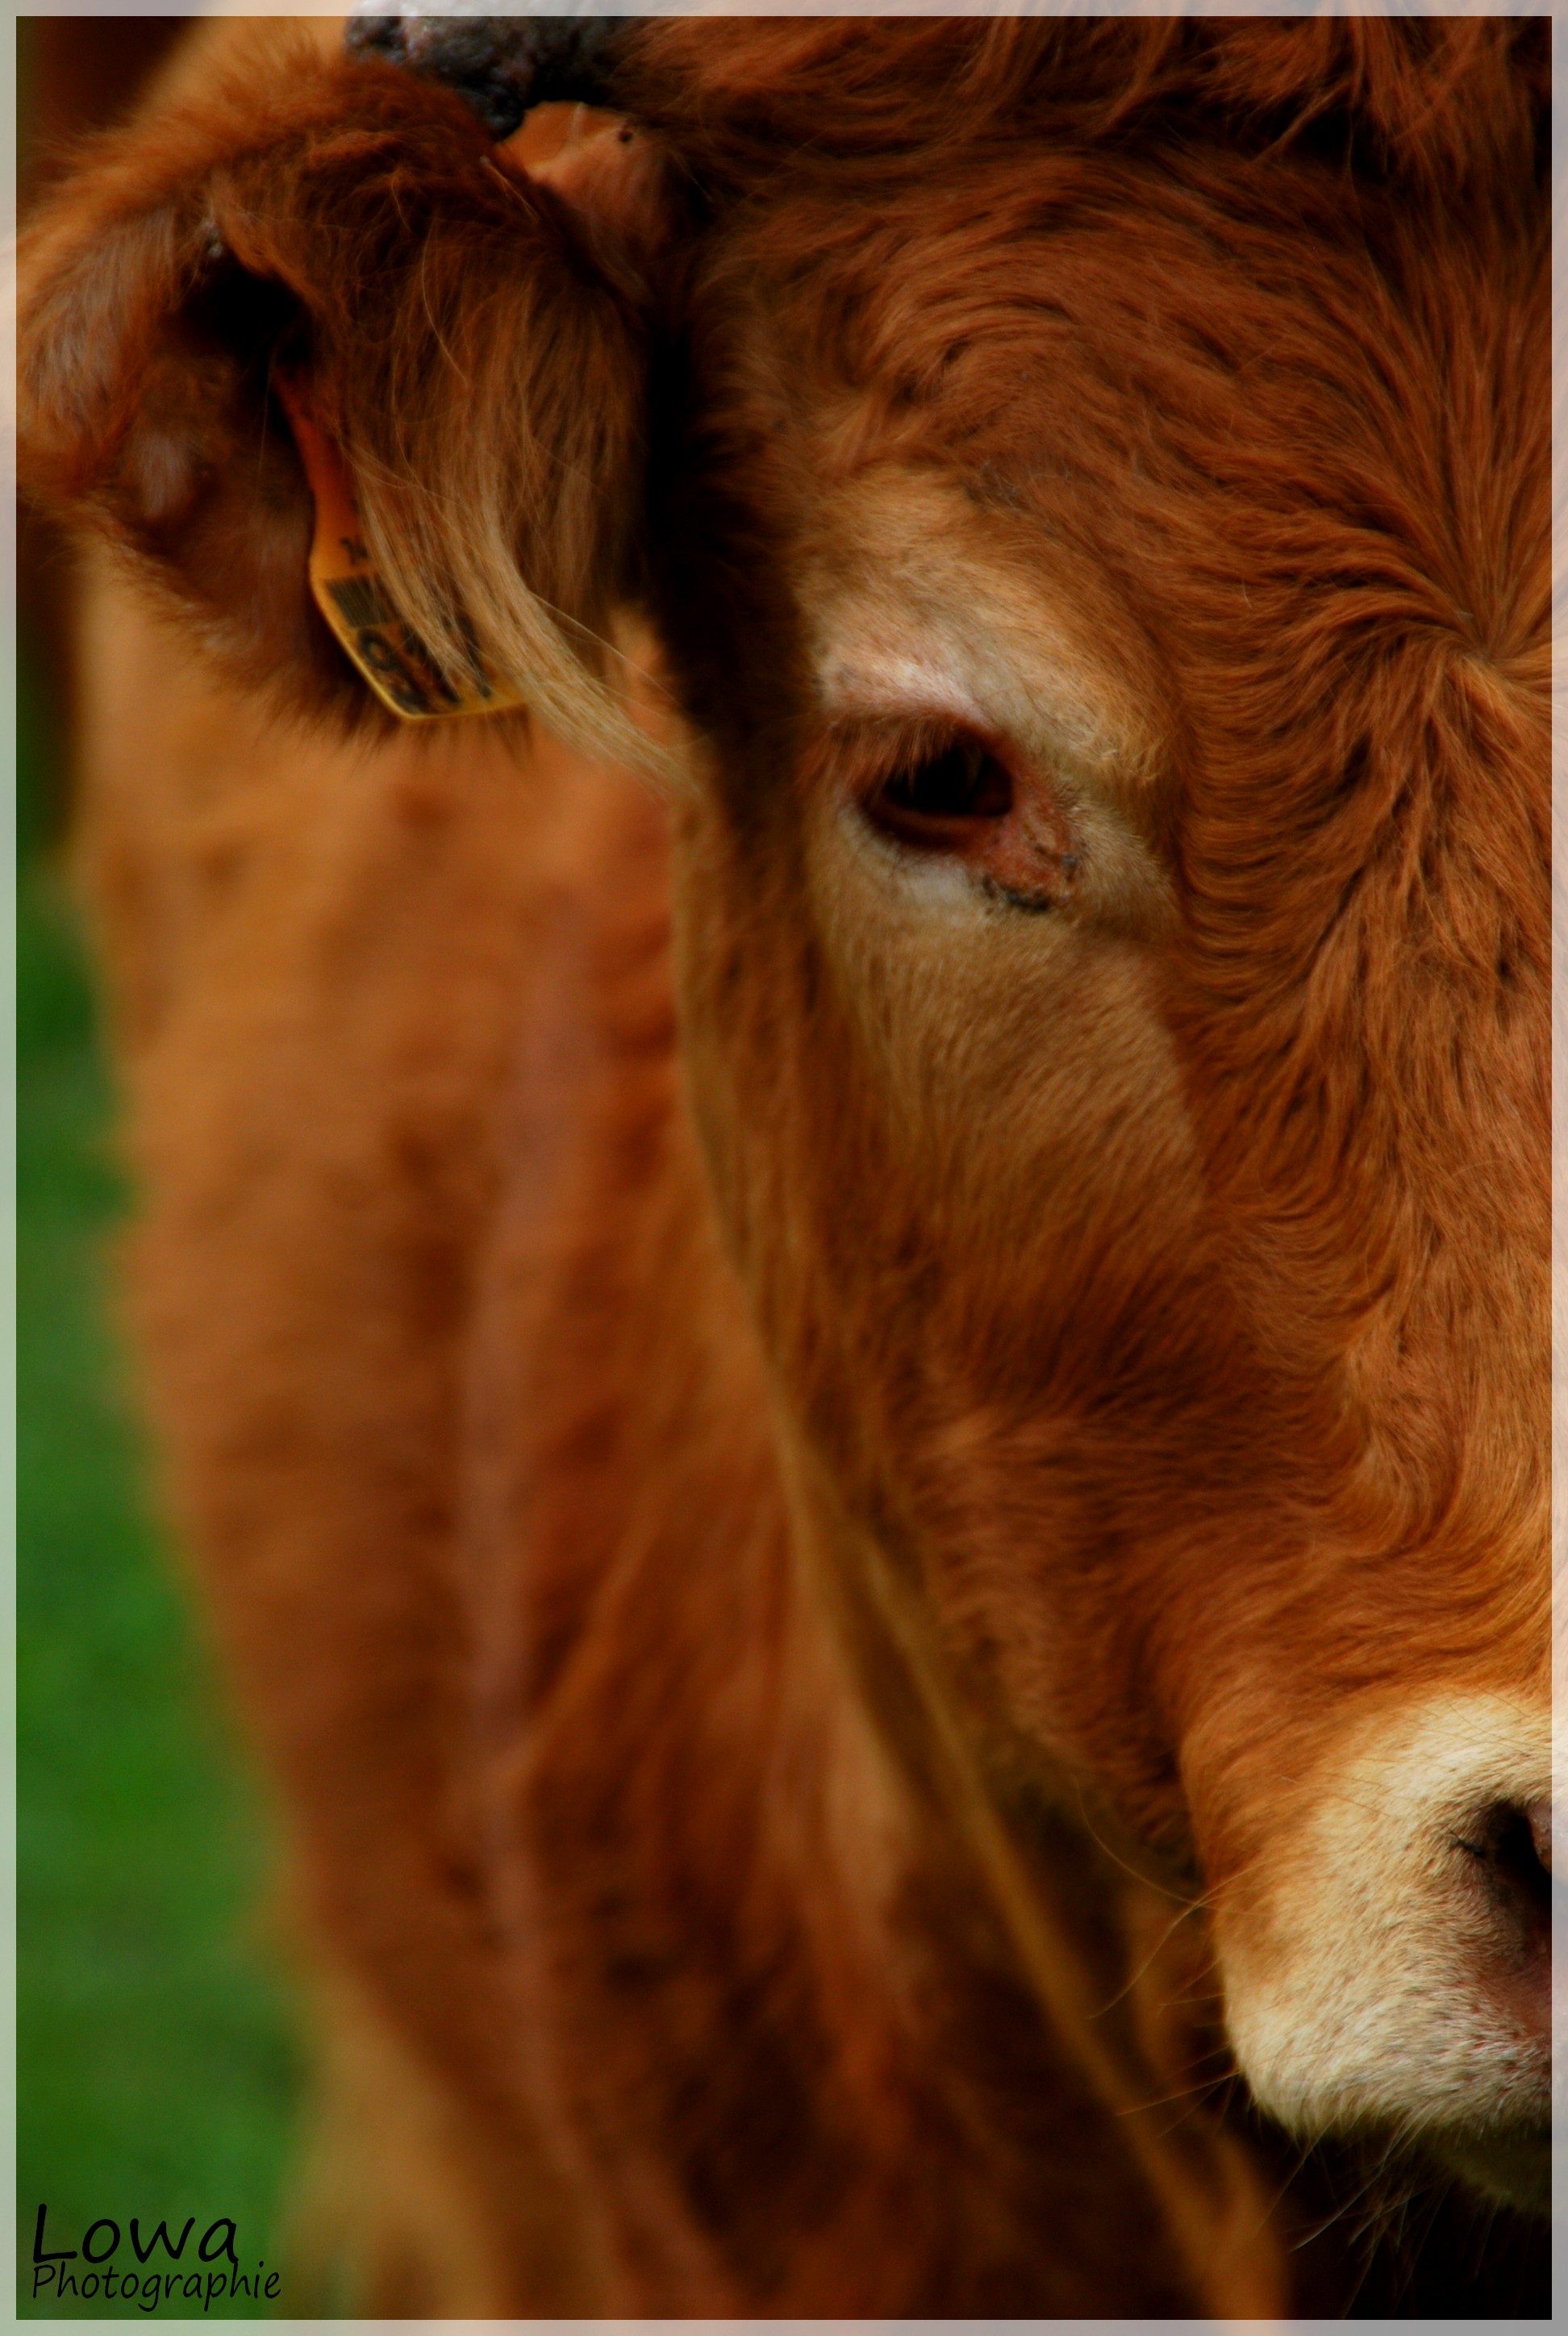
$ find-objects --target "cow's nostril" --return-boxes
[1454,1799,1553,1953]
[1524,1795,1551,1875]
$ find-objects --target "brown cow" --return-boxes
[19,16,1552,2317]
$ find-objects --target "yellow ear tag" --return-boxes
[275,372,525,723]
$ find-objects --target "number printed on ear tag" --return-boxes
[274,373,525,722]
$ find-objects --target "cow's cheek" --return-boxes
[790,775,1203,1308]
[673,774,1213,1795]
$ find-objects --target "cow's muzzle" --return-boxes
[1211,1692,1553,2209]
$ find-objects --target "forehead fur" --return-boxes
[620,17,1546,197]
[627,11,1547,1542]
[637,16,1547,838]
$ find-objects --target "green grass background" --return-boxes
[16,666,302,2317]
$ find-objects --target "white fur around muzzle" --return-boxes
[1213,1692,1552,2174]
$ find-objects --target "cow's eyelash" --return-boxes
[833,720,1018,849]
[874,735,1015,833]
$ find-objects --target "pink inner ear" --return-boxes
[120,421,204,532]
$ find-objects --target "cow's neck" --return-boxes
[775,1429,1295,2314]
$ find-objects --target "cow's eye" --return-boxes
[867,736,1014,848]
[834,716,1078,912]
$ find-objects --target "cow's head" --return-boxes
[21,15,1551,2209]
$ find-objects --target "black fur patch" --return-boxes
[345,15,631,140]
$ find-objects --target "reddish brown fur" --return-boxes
[23,17,1549,2316]
[19,17,188,775]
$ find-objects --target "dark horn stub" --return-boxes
[345,14,631,140]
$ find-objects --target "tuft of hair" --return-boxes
[18,35,677,778]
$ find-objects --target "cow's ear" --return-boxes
[19,41,668,765]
